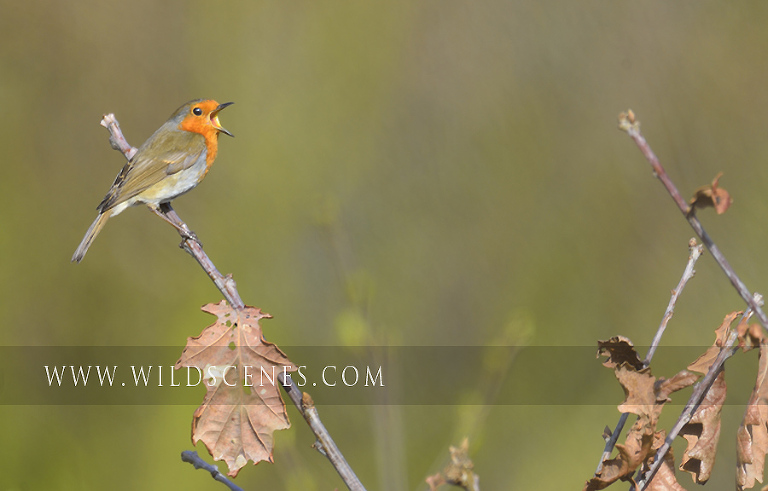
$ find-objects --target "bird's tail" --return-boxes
[71,212,110,263]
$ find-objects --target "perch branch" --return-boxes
[100,113,366,491]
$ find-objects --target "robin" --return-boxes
[72,99,234,263]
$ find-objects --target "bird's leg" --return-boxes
[150,203,201,246]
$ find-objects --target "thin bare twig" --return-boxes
[594,239,703,476]
[100,113,366,491]
[181,451,244,491]
[618,110,768,332]
[645,239,704,366]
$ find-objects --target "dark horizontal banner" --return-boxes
[0,346,755,405]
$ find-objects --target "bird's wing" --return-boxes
[98,130,206,212]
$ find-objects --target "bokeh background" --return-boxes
[3,1,768,489]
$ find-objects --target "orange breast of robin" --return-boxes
[180,117,219,176]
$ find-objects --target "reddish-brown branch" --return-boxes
[100,113,365,491]
[618,111,768,331]
[617,110,767,490]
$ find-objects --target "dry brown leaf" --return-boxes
[688,172,732,215]
[739,320,765,352]
[618,418,656,474]
[679,370,725,484]
[175,301,297,476]
[646,432,687,491]
[598,336,644,370]
[737,342,768,490]
[616,363,656,420]
[584,455,629,491]
[656,371,699,404]
[584,420,654,491]
[687,311,741,374]
[587,338,695,490]
[584,336,699,490]
[675,315,734,484]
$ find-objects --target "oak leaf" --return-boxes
[175,301,297,477]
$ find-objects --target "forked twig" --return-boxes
[594,239,703,476]
[100,113,366,491]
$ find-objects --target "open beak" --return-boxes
[211,102,234,137]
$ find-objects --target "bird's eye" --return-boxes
[192,107,203,116]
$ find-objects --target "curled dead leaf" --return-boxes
[688,172,732,216]
[679,371,725,484]
[588,338,698,490]
[738,320,765,352]
[687,311,741,374]
[598,336,644,371]
[674,314,736,484]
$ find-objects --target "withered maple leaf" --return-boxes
[175,300,297,477]
[688,172,732,216]
[737,341,768,490]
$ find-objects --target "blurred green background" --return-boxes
[3,1,768,489]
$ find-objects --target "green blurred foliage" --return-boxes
[2,0,768,489]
